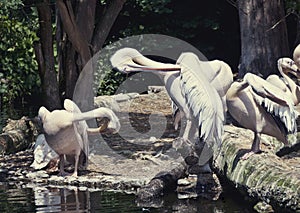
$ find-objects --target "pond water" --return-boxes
[0,180,257,213]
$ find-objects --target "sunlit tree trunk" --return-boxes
[238,0,289,78]
[35,0,126,109]
[57,0,126,101]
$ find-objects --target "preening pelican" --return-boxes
[38,99,120,176]
[266,57,300,106]
[111,48,232,172]
[226,73,298,159]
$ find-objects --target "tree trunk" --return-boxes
[92,0,127,53]
[35,0,126,109]
[295,15,300,47]
[56,0,94,99]
[35,0,61,110]
[238,0,289,78]
[56,0,126,101]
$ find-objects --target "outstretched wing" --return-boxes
[64,99,89,165]
[177,52,225,149]
[244,73,298,134]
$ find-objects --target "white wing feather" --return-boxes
[64,99,89,163]
[30,134,58,170]
[177,52,225,148]
[245,73,298,134]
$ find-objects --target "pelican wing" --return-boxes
[244,73,298,133]
[177,52,225,148]
[63,99,89,162]
[31,134,59,170]
[190,59,233,112]
[171,100,182,130]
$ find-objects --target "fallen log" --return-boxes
[0,116,41,154]
[136,162,186,206]
[214,125,300,211]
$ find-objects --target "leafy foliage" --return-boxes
[0,1,40,104]
[98,0,240,95]
[285,0,300,13]
[0,0,298,103]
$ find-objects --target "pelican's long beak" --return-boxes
[87,122,117,135]
[88,116,120,135]
[110,48,181,73]
[127,63,181,71]
[112,58,181,73]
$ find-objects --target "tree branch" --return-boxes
[56,0,91,66]
[91,0,126,54]
[33,41,45,80]
[75,0,97,43]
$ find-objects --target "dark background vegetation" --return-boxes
[0,0,299,116]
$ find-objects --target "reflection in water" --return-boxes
[0,181,257,213]
[33,187,89,212]
[0,183,142,212]
[32,186,143,212]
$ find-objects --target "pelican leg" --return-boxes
[59,155,70,176]
[182,120,192,141]
[193,139,212,173]
[72,152,80,177]
[241,132,262,160]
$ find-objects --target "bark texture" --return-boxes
[56,0,127,100]
[137,162,187,203]
[0,117,41,154]
[91,0,127,53]
[238,0,289,78]
[35,0,126,108]
[35,1,61,110]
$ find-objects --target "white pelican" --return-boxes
[266,57,300,106]
[293,44,300,69]
[38,99,120,176]
[111,48,232,172]
[226,72,298,159]
[226,44,300,159]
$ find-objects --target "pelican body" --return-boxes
[226,44,300,159]
[111,46,300,162]
[111,48,233,172]
[38,99,120,176]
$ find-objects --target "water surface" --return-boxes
[0,180,257,213]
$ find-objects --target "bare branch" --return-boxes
[92,0,126,53]
[266,12,292,32]
[56,0,91,66]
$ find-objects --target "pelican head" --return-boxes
[110,48,146,73]
[38,106,49,123]
[293,44,300,69]
[110,48,181,73]
[278,57,300,78]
